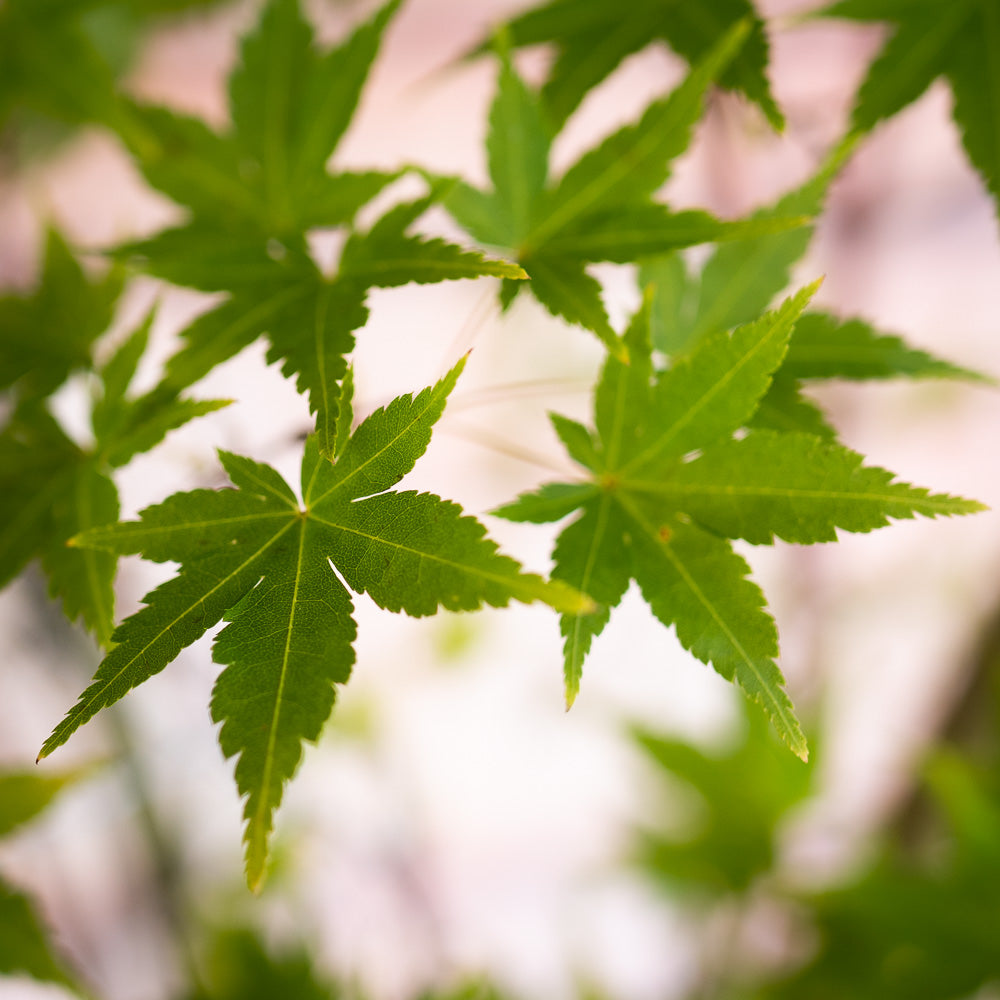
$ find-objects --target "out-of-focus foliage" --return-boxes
[470,0,783,130]
[183,928,341,1000]
[819,0,1000,224]
[185,926,514,1000]
[0,771,87,991]
[625,661,1000,1000]
[633,712,814,898]
[0,0,228,160]
[752,670,1000,1000]
[0,232,227,644]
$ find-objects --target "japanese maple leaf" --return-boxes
[444,25,803,354]
[116,0,525,453]
[639,138,991,438]
[47,358,589,888]
[0,0,125,136]
[473,0,783,131]
[820,0,1000,222]
[0,234,226,645]
[494,284,984,758]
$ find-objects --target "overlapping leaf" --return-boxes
[119,0,524,451]
[764,749,1000,1000]
[52,358,590,887]
[124,0,403,237]
[819,0,1000,223]
[0,249,227,644]
[0,769,87,991]
[0,0,125,135]
[632,709,815,897]
[494,286,983,757]
[0,229,122,403]
[444,26,805,352]
[639,140,989,435]
[473,0,783,131]
[0,879,77,989]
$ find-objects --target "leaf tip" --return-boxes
[802,274,825,298]
[245,850,267,894]
[610,338,630,365]
[564,675,580,711]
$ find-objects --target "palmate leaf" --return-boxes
[52,359,590,888]
[638,144,989,435]
[640,138,854,356]
[118,0,525,444]
[475,0,783,130]
[123,0,400,235]
[444,25,805,348]
[117,0,520,293]
[781,311,991,383]
[0,878,76,989]
[494,285,984,757]
[0,0,126,134]
[820,0,1000,223]
[138,198,524,457]
[632,708,815,896]
[0,298,227,645]
[0,229,122,402]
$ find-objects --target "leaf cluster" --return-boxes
[495,284,980,755]
[0,230,227,645]
[0,0,991,896]
[444,25,804,354]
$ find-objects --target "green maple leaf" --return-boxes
[0,303,227,646]
[0,769,87,990]
[0,0,126,137]
[0,229,122,403]
[136,193,524,458]
[0,878,77,989]
[632,708,815,897]
[444,25,805,354]
[124,0,402,236]
[493,284,984,758]
[47,358,589,888]
[474,0,783,131]
[118,0,524,450]
[820,0,1000,223]
[780,311,993,384]
[639,141,990,435]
